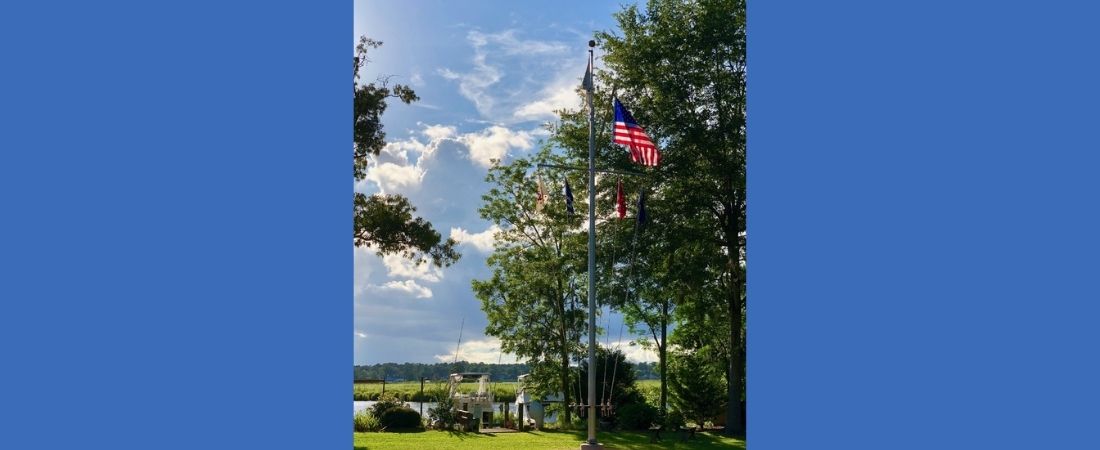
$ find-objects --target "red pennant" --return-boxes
[616,179,626,219]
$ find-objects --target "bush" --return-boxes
[354,411,383,432]
[379,406,422,430]
[370,394,404,418]
[663,410,686,429]
[616,402,657,430]
[427,394,458,429]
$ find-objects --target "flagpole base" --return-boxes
[579,443,604,450]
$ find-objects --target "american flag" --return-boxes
[613,98,660,167]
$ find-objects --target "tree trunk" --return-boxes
[724,190,744,436]
[561,348,571,426]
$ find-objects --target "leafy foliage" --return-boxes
[352,36,458,267]
[468,0,747,434]
[616,402,658,430]
[353,194,459,265]
[669,349,727,426]
[369,393,406,419]
[427,394,458,430]
[378,406,422,430]
[354,410,384,432]
[576,348,642,410]
[548,0,746,433]
[472,148,590,424]
[353,37,418,180]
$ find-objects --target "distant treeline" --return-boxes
[354,361,659,382]
[633,362,659,380]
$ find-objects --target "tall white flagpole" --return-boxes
[582,39,602,450]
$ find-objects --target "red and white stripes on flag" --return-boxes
[613,98,660,167]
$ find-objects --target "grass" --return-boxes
[354,380,663,403]
[353,429,744,450]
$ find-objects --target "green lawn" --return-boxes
[353,429,744,450]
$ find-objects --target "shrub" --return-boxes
[663,410,686,429]
[427,394,457,429]
[354,411,383,432]
[616,402,657,430]
[370,394,404,418]
[379,406,422,430]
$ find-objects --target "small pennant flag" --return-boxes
[536,174,546,212]
[564,178,575,215]
[582,55,594,91]
[613,98,660,167]
[616,179,626,219]
[636,188,647,229]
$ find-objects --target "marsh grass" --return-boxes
[353,381,521,402]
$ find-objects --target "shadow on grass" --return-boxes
[547,429,745,450]
[443,429,500,440]
[354,429,500,450]
[355,428,744,450]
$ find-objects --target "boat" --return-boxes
[515,374,564,429]
[448,372,495,428]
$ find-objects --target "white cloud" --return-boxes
[372,280,433,299]
[434,337,518,364]
[514,80,582,121]
[364,161,424,194]
[409,70,425,86]
[438,68,460,80]
[517,85,585,119]
[438,29,572,122]
[467,30,568,56]
[450,225,501,253]
[458,126,535,167]
[611,339,659,363]
[382,137,430,159]
[381,254,443,282]
[421,124,457,141]
[447,48,502,117]
[354,122,538,364]
[361,123,538,195]
[355,331,368,339]
[361,134,433,194]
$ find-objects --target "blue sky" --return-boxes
[353,0,656,365]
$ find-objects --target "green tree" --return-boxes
[576,347,642,412]
[472,148,588,426]
[668,347,727,427]
[544,0,746,434]
[597,0,746,435]
[353,36,458,266]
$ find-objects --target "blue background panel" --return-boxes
[749,1,1100,449]
[0,1,349,449]
[1,1,1099,449]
